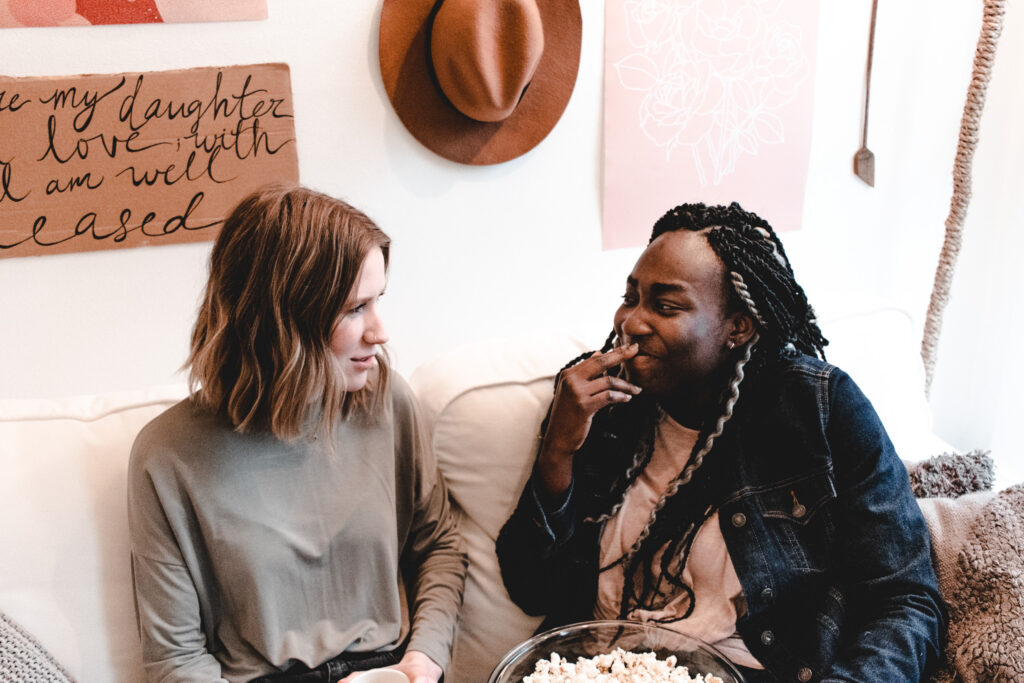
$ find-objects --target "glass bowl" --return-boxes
[488,620,745,683]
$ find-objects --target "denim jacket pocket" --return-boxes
[756,471,838,571]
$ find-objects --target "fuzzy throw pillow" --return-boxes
[0,613,75,683]
[930,483,1024,682]
[907,449,994,498]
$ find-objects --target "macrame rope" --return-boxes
[921,0,1006,396]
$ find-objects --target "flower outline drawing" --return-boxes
[614,0,811,187]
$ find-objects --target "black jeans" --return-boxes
[249,647,404,683]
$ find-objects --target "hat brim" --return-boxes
[379,0,582,166]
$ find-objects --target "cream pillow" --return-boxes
[0,385,186,683]
[410,331,593,683]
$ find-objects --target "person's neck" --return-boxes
[658,390,717,430]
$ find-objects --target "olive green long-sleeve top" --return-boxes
[127,375,467,683]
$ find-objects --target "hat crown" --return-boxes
[430,0,545,123]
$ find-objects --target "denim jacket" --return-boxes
[496,354,946,683]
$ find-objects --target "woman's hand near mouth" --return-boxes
[536,343,641,499]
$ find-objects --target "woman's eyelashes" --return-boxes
[340,303,366,318]
[654,300,685,314]
[345,291,385,316]
[620,292,687,315]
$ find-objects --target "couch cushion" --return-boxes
[811,288,948,461]
[409,331,592,683]
[0,385,187,683]
[918,486,1024,682]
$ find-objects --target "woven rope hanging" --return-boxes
[921,0,1007,396]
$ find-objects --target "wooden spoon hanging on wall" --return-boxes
[855,0,879,186]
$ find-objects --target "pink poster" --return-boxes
[603,0,819,249]
[0,0,266,27]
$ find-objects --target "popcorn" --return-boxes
[521,648,724,683]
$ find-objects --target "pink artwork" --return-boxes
[602,0,819,249]
[0,0,266,27]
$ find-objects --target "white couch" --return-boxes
[0,291,951,683]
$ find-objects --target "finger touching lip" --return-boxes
[612,342,639,357]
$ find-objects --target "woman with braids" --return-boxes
[128,186,466,683]
[496,202,945,682]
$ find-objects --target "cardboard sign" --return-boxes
[0,63,298,258]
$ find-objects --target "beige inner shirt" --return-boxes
[594,413,764,670]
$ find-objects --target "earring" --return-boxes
[725,340,736,350]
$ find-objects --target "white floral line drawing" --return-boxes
[613,0,811,187]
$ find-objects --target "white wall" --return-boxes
[1,1,1020,484]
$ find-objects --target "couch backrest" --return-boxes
[806,288,950,461]
[408,294,947,682]
[0,385,187,683]
[409,331,594,683]
[0,291,944,683]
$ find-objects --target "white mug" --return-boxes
[355,670,409,683]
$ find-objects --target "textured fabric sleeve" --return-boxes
[820,369,947,683]
[127,422,227,683]
[392,377,468,672]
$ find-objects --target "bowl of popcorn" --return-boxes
[487,620,745,683]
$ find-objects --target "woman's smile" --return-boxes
[350,355,377,370]
[613,230,738,399]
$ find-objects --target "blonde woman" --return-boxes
[128,186,466,683]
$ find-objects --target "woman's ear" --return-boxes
[726,312,757,349]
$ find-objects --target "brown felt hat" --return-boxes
[379,0,582,165]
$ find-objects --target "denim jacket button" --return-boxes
[760,587,774,600]
[797,666,813,681]
[760,629,774,645]
[731,512,747,528]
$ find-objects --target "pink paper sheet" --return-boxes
[603,0,819,249]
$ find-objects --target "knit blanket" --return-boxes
[908,449,994,499]
[0,613,75,683]
[919,484,1024,682]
